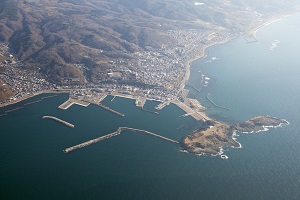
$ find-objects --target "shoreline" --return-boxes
[1,11,299,112]
[0,90,70,108]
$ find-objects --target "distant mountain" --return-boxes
[0,0,299,84]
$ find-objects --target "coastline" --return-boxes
[0,90,70,108]
[1,11,299,112]
[250,9,300,38]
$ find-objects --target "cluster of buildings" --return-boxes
[0,44,56,104]
[0,26,239,105]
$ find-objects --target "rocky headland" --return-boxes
[181,116,289,155]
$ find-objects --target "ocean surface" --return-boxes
[1,13,300,200]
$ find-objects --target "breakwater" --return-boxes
[24,100,42,106]
[63,127,178,153]
[206,93,230,110]
[42,116,75,128]
[41,95,58,100]
[141,107,159,115]
[5,107,24,113]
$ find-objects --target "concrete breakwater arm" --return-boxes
[206,93,230,110]
[42,116,74,128]
[64,130,121,153]
[64,127,179,153]
[120,127,179,144]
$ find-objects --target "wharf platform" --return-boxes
[43,116,74,128]
[58,98,90,110]
[135,96,147,107]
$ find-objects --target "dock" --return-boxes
[63,127,178,153]
[206,93,230,110]
[42,116,75,128]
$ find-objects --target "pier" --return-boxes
[42,116,75,128]
[206,93,230,110]
[111,96,116,102]
[63,127,178,153]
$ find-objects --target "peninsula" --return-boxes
[181,116,289,155]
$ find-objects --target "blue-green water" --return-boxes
[1,14,300,200]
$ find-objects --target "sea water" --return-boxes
[1,13,300,200]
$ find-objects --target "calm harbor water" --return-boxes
[1,14,300,200]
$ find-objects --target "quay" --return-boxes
[58,98,90,110]
[64,127,178,153]
[206,93,230,110]
[42,116,75,128]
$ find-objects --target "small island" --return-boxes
[180,116,289,155]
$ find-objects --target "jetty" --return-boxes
[206,93,230,110]
[111,96,116,102]
[42,116,75,128]
[63,127,178,153]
